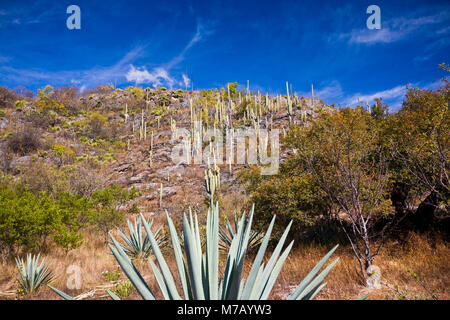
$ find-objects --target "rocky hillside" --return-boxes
[0,84,332,217]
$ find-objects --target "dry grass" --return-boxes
[272,232,450,300]
[1,226,448,300]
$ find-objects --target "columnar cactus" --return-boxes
[204,163,220,204]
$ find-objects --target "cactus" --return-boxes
[159,183,163,208]
[148,131,153,168]
[204,163,220,204]
[124,103,129,123]
[16,253,55,295]
[116,216,168,260]
[286,81,293,119]
[51,203,339,300]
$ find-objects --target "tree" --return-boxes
[89,185,140,241]
[389,79,449,229]
[284,106,395,281]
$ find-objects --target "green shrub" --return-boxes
[0,185,88,258]
[89,185,140,240]
[102,268,121,282]
[113,280,135,298]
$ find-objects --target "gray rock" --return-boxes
[0,118,9,129]
[127,171,150,185]
[10,155,32,169]
[145,186,177,200]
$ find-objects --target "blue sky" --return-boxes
[0,0,449,110]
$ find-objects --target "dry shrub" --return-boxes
[0,87,19,109]
[7,127,42,155]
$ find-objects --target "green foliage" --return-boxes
[239,165,330,240]
[37,85,65,111]
[173,89,184,99]
[113,280,135,298]
[159,94,170,107]
[219,212,265,252]
[0,185,87,256]
[15,100,28,108]
[221,82,239,100]
[16,253,55,295]
[0,183,138,257]
[53,143,75,162]
[116,216,168,260]
[102,268,121,282]
[90,185,140,240]
[391,83,449,207]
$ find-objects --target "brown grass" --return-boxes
[1,227,448,300]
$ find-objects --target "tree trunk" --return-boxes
[411,191,439,231]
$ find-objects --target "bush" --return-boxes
[25,109,59,129]
[0,87,19,109]
[88,112,108,138]
[89,185,140,240]
[7,127,42,155]
[0,185,89,259]
[239,166,329,240]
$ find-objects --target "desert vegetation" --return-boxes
[0,65,448,300]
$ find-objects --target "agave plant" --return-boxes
[219,211,265,252]
[16,253,55,295]
[116,215,168,260]
[51,203,339,300]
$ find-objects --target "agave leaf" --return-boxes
[48,285,74,300]
[251,220,293,299]
[16,253,54,295]
[108,235,155,300]
[357,293,370,300]
[294,257,340,300]
[287,244,339,300]
[206,203,219,300]
[140,213,181,300]
[148,257,170,299]
[165,210,192,299]
[105,288,121,300]
[241,214,276,299]
[183,212,205,299]
[260,240,294,300]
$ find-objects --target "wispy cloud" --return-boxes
[339,12,449,45]
[297,81,434,111]
[126,66,176,87]
[182,74,191,89]
[342,85,407,109]
[126,22,209,88]
[0,20,209,90]
[0,45,146,89]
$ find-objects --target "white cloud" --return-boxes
[341,12,449,45]
[343,85,407,109]
[182,74,191,89]
[300,81,409,111]
[296,81,344,102]
[126,65,176,88]
[125,22,208,89]
[346,27,405,44]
